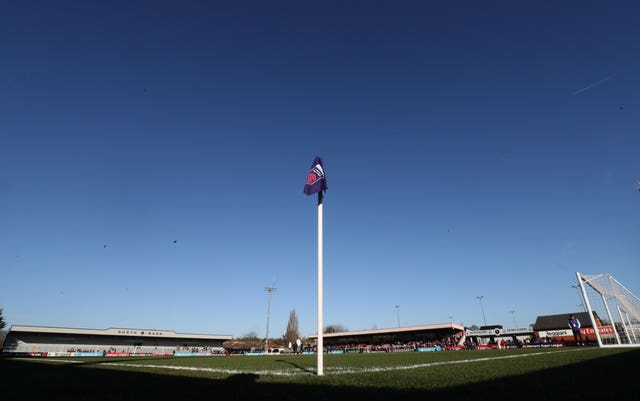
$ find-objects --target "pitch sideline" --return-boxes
[33,348,587,376]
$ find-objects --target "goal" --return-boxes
[576,272,640,347]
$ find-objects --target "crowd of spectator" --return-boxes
[66,348,99,353]
[62,334,552,357]
[304,333,557,354]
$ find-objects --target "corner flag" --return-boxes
[304,156,327,376]
[304,156,328,195]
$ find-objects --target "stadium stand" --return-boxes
[308,323,467,353]
[2,325,231,357]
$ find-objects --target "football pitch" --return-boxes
[2,347,639,400]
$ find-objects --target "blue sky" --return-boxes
[1,1,639,339]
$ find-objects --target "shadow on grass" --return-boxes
[275,358,315,374]
[1,350,639,401]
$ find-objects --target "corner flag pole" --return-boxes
[317,190,324,376]
[303,156,327,376]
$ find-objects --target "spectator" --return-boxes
[568,314,584,346]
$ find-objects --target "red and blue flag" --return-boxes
[304,156,328,195]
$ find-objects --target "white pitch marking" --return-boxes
[326,348,584,374]
[99,362,302,377]
[88,348,585,376]
[14,358,84,364]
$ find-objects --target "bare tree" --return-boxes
[0,308,5,331]
[283,309,300,347]
[240,331,259,340]
[223,331,263,351]
[324,324,346,334]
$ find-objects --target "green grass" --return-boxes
[2,347,639,400]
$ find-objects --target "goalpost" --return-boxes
[576,272,640,347]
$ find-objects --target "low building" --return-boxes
[465,325,534,347]
[533,311,614,344]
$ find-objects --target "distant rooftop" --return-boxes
[308,322,464,339]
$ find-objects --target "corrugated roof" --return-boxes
[308,322,464,339]
[9,325,232,340]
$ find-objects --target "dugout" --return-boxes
[465,325,534,347]
[2,325,232,357]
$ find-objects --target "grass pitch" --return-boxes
[2,347,639,400]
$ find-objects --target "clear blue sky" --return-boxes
[2,1,639,339]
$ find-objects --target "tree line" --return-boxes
[223,308,349,350]
[0,308,7,349]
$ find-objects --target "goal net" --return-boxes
[576,272,640,347]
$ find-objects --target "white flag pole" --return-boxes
[317,190,324,376]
